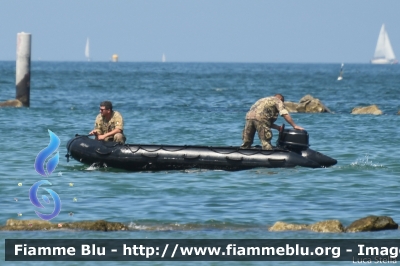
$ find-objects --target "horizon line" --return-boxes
[0,60,388,64]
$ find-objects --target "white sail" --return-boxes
[337,63,344,81]
[371,24,397,64]
[383,31,396,60]
[85,38,90,61]
[162,53,166,62]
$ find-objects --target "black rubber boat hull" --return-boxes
[66,136,337,171]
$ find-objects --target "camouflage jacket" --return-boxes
[245,96,289,125]
[94,111,124,134]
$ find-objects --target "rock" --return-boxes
[1,219,129,231]
[309,220,345,233]
[304,99,328,113]
[297,95,332,113]
[397,110,400,115]
[284,102,298,113]
[351,105,382,115]
[0,99,23,107]
[268,221,308,231]
[299,95,315,104]
[346,216,398,232]
[3,219,53,231]
[68,220,128,231]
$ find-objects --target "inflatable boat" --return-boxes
[66,126,337,171]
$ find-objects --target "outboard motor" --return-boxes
[276,124,337,167]
[276,124,309,152]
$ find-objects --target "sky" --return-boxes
[1,0,400,63]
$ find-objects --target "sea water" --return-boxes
[0,62,399,265]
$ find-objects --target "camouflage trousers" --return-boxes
[104,133,126,144]
[240,119,273,150]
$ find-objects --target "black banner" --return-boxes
[5,239,399,262]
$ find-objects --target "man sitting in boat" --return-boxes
[241,94,304,150]
[89,101,126,144]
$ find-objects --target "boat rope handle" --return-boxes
[209,148,237,154]
[126,146,140,153]
[65,134,86,162]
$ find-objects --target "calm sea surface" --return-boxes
[0,62,399,265]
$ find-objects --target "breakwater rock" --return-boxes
[0,99,23,108]
[269,215,398,233]
[1,215,397,233]
[351,104,383,115]
[346,215,398,233]
[1,219,128,231]
[269,220,345,233]
[285,95,332,113]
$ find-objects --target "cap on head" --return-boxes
[100,101,113,110]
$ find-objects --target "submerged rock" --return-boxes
[3,219,53,231]
[269,216,397,233]
[0,99,23,107]
[351,104,383,115]
[2,216,398,233]
[346,215,398,232]
[67,220,128,231]
[0,219,128,231]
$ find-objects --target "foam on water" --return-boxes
[350,154,385,168]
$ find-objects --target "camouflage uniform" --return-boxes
[94,110,126,143]
[241,96,289,150]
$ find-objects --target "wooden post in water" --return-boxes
[16,32,31,107]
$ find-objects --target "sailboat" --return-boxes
[337,63,344,81]
[162,53,166,63]
[85,38,90,61]
[371,24,398,64]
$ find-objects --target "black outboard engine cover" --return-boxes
[277,125,309,152]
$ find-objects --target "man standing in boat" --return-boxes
[89,101,126,144]
[241,94,304,150]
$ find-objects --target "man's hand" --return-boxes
[97,134,107,141]
[89,130,98,135]
[293,125,304,130]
